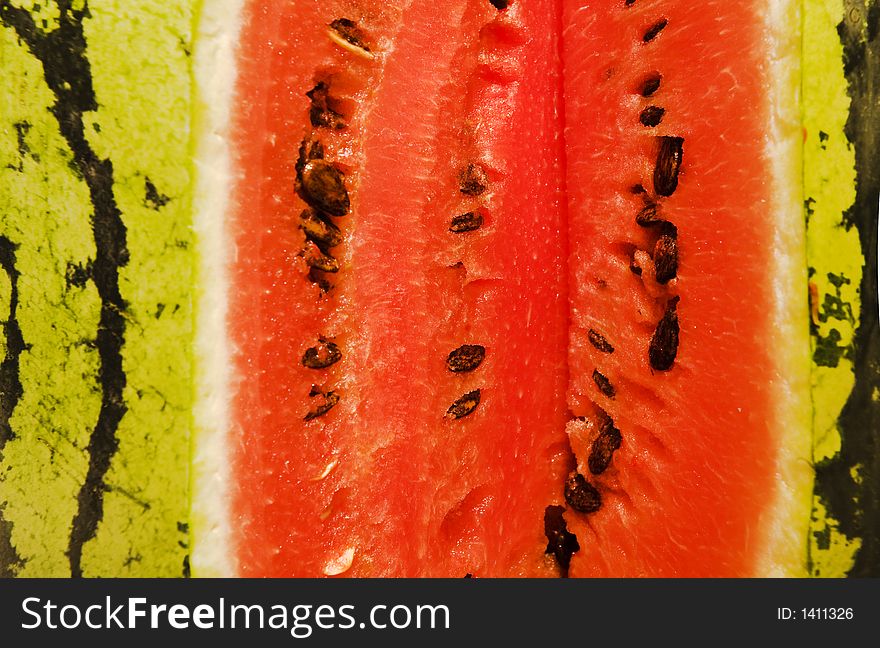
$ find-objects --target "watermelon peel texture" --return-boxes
[0,0,194,577]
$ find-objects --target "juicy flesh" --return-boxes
[229,0,787,577]
[562,1,779,576]
[230,0,570,576]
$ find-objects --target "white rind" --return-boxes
[756,0,814,578]
[190,0,243,578]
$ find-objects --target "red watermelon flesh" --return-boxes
[222,0,806,577]
[561,1,803,577]
[229,0,570,577]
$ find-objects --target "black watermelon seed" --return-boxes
[659,220,678,239]
[564,472,602,513]
[305,387,340,421]
[630,258,643,276]
[459,164,489,196]
[640,105,666,127]
[625,0,636,6]
[307,267,332,293]
[653,234,678,284]
[630,183,646,194]
[649,296,680,371]
[588,328,615,353]
[640,72,662,97]
[447,345,486,373]
[653,136,684,197]
[447,390,481,419]
[328,18,372,53]
[303,241,340,273]
[588,420,623,475]
[306,81,346,130]
[490,0,510,8]
[450,212,484,233]
[643,18,668,42]
[300,209,344,248]
[636,202,662,227]
[300,160,350,216]
[302,339,343,369]
[592,369,615,398]
[544,505,580,575]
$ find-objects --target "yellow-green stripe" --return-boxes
[803,0,879,576]
[0,0,194,577]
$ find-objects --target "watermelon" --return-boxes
[188,0,877,578]
[0,0,878,577]
[559,0,811,577]
[196,0,571,578]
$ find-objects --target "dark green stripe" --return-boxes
[814,0,880,577]
[0,235,24,577]
[0,236,23,449]
[0,0,129,578]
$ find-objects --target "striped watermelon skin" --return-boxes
[0,0,194,577]
[804,0,880,577]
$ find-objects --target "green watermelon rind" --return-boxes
[0,0,194,577]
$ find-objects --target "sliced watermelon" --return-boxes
[3,0,880,578]
[190,0,817,578]
[560,0,811,576]
[201,0,571,577]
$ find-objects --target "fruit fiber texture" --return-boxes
[211,0,571,577]
[560,0,811,577]
[0,0,194,577]
[189,0,865,577]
